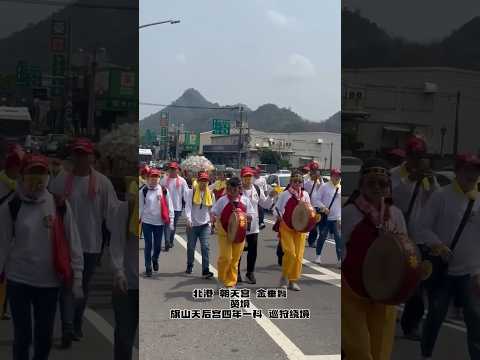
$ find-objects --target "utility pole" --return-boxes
[453,91,461,157]
[329,142,333,170]
[238,107,243,168]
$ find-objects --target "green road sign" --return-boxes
[16,61,30,86]
[52,55,66,77]
[212,118,230,135]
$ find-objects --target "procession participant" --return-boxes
[184,171,215,279]
[254,166,269,230]
[110,175,139,360]
[237,167,276,284]
[160,162,189,251]
[49,137,118,342]
[416,154,480,360]
[275,170,315,291]
[0,144,23,322]
[390,136,440,340]
[139,165,150,189]
[302,164,311,180]
[210,168,227,200]
[303,164,323,248]
[342,158,407,360]
[312,168,342,266]
[139,168,174,277]
[211,177,255,288]
[0,154,84,359]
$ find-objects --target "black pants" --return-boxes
[74,253,99,333]
[401,244,428,334]
[113,289,139,360]
[277,241,283,265]
[238,234,259,274]
[8,280,59,360]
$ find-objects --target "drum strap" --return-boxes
[328,188,339,211]
[449,199,475,253]
[405,181,421,225]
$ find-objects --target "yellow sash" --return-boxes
[193,183,213,207]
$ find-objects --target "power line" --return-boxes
[0,0,138,10]
[140,102,240,111]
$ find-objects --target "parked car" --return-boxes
[434,170,455,187]
[267,173,291,192]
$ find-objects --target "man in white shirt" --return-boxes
[238,167,276,284]
[253,166,269,230]
[211,177,256,288]
[184,172,215,279]
[390,136,440,340]
[49,137,118,341]
[160,162,189,251]
[304,164,324,247]
[312,169,342,266]
[415,154,480,360]
[139,168,174,277]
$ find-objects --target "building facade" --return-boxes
[342,67,480,155]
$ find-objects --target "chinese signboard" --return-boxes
[212,118,230,135]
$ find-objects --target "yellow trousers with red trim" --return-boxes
[216,221,245,287]
[279,221,306,282]
[342,282,396,360]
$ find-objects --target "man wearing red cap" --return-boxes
[184,171,215,279]
[415,154,480,360]
[49,137,119,342]
[304,162,324,247]
[0,154,84,358]
[139,168,174,277]
[160,162,189,251]
[312,169,342,266]
[390,135,440,340]
[237,167,277,284]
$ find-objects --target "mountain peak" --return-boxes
[174,88,210,106]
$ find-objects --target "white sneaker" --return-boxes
[289,282,301,291]
[279,276,288,289]
[314,255,322,264]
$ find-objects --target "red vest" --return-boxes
[220,198,246,232]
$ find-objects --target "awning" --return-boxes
[383,126,410,133]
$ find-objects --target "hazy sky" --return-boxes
[344,0,480,43]
[140,0,340,122]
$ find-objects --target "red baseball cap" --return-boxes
[148,168,161,177]
[456,153,480,169]
[240,167,255,177]
[71,138,94,154]
[388,148,406,158]
[309,161,320,170]
[22,154,49,173]
[168,162,180,170]
[140,165,150,177]
[331,168,341,177]
[405,136,426,155]
[197,172,209,181]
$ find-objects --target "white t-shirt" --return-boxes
[312,182,341,221]
[211,195,256,224]
[49,169,119,254]
[274,190,311,218]
[184,188,215,227]
[139,185,174,227]
[161,176,189,212]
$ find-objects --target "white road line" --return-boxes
[396,305,467,333]
[84,307,139,358]
[174,234,341,360]
[302,273,341,288]
[302,259,341,279]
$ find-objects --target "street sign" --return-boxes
[212,118,230,135]
[50,37,66,53]
[16,61,30,86]
[51,20,66,35]
[160,112,168,127]
[52,55,66,77]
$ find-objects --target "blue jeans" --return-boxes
[307,224,318,246]
[165,211,182,248]
[421,275,480,358]
[142,223,164,270]
[186,224,210,274]
[8,280,59,360]
[316,220,342,260]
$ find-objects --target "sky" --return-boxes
[140,0,341,122]
[344,0,480,43]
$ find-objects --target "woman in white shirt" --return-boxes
[342,159,407,360]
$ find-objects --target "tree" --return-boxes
[259,150,291,169]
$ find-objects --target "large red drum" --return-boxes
[227,210,248,243]
[344,231,421,305]
[290,201,318,233]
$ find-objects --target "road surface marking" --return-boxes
[396,305,466,333]
[84,308,140,359]
[302,273,341,287]
[174,234,341,360]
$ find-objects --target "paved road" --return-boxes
[392,307,469,359]
[139,214,341,360]
[0,255,139,360]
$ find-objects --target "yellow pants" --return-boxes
[216,221,245,287]
[342,283,397,360]
[279,221,306,282]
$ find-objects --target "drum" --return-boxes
[227,210,247,243]
[291,201,318,233]
[362,232,422,305]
